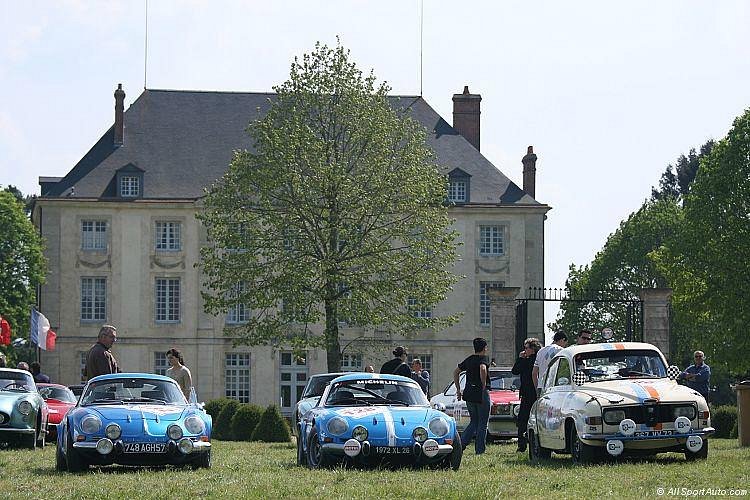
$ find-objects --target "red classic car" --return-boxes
[37,383,77,438]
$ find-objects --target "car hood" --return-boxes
[0,391,33,409]
[86,404,187,422]
[579,378,700,404]
[332,406,433,425]
[489,390,520,405]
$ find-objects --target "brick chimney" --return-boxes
[522,146,537,198]
[452,86,481,151]
[114,83,125,146]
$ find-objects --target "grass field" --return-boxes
[0,438,747,499]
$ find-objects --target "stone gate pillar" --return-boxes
[639,288,672,358]
[488,287,520,367]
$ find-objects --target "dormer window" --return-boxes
[447,168,471,204]
[120,176,140,197]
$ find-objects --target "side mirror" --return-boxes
[667,365,681,381]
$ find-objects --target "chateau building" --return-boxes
[33,85,550,412]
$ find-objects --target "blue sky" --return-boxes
[2,1,749,337]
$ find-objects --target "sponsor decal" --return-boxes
[131,404,181,417]
[337,407,382,418]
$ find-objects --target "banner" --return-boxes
[30,309,56,351]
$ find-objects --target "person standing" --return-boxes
[30,361,50,383]
[512,337,541,452]
[85,325,120,380]
[453,337,491,455]
[532,331,568,390]
[166,348,193,399]
[379,346,411,377]
[411,358,430,396]
[17,361,30,372]
[678,350,711,401]
[364,365,375,373]
[576,329,592,345]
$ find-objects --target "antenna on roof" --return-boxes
[144,0,149,89]
[419,0,424,96]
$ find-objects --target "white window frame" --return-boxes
[155,278,180,323]
[448,180,467,203]
[226,281,250,324]
[80,277,106,321]
[341,353,363,372]
[479,225,504,256]
[155,221,181,251]
[480,281,503,326]
[120,175,140,197]
[154,352,169,376]
[280,351,308,414]
[225,353,251,403]
[81,220,107,250]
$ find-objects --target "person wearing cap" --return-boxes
[532,331,568,391]
[379,346,411,377]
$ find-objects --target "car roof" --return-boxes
[559,342,663,356]
[87,372,176,383]
[329,373,416,384]
[37,383,70,389]
[309,372,347,380]
[0,368,33,375]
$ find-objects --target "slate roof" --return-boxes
[42,89,541,205]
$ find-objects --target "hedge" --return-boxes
[204,397,234,422]
[231,404,264,441]
[711,405,737,438]
[250,404,291,443]
[214,399,242,440]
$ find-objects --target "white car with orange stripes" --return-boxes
[527,342,714,464]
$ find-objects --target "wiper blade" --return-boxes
[85,398,123,405]
[327,397,371,406]
[122,397,167,404]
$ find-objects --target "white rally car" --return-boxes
[527,342,714,464]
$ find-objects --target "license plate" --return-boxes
[375,446,411,455]
[633,430,674,437]
[123,442,167,453]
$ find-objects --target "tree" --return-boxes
[198,42,460,371]
[0,191,47,343]
[650,140,714,202]
[2,185,36,217]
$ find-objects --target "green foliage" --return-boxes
[250,405,291,443]
[651,141,714,202]
[213,399,242,440]
[198,41,460,371]
[204,397,234,422]
[231,403,264,441]
[0,190,47,345]
[730,419,738,439]
[710,405,737,439]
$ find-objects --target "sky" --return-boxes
[2,1,749,338]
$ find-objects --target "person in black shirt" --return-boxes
[512,337,541,452]
[453,337,491,455]
[380,346,411,378]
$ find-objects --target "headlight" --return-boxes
[673,406,696,420]
[168,424,184,440]
[105,423,121,440]
[603,409,626,425]
[428,418,449,437]
[352,426,368,442]
[185,415,205,434]
[327,417,348,435]
[18,401,33,415]
[512,405,521,417]
[413,427,428,442]
[81,415,102,434]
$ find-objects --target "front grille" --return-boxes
[605,403,696,426]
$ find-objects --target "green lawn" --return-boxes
[0,439,747,499]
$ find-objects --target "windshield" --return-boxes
[0,370,36,392]
[575,349,667,382]
[80,378,186,406]
[302,374,339,399]
[39,385,78,403]
[325,379,429,407]
[489,370,520,391]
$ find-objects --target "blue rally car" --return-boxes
[297,373,462,470]
[56,373,212,472]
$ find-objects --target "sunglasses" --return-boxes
[580,336,592,341]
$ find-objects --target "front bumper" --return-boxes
[72,438,211,465]
[0,427,36,435]
[580,427,715,447]
[321,440,453,460]
[488,416,517,438]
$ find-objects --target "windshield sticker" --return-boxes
[337,407,383,418]
[132,404,181,416]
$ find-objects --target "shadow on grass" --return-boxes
[522,453,687,469]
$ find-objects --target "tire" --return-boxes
[36,418,45,449]
[25,428,37,450]
[685,439,708,461]
[528,429,551,464]
[296,433,307,466]
[570,425,595,465]
[448,431,463,470]
[55,442,67,471]
[65,429,88,472]
[306,426,329,469]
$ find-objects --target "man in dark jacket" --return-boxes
[85,325,121,380]
[380,346,411,377]
[512,337,542,452]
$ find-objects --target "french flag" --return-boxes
[30,309,56,351]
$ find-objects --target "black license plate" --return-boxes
[123,442,167,453]
[633,430,674,437]
[375,446,411,455]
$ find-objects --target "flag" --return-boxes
[0,316,11,346]
[30,309,56,351]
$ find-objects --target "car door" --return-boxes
[441,373,468,429]
[536,358,561,449]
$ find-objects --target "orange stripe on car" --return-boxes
[644,385,660,400]
[614,343,625,350]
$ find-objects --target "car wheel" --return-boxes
[306,426,329,469]
[65,429,88,472]
[569,426,595,464]
[685,439,708,461]
[55,441,67,471]
[296,433,307,466]
[448,431,463,471]
[528,429,551,464]
[25,427,37,450]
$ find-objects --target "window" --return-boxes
[408,297,432,319]
[479,225,504,256]
[555,360,572,386]
[120,176,140,197]
[81,220,107,250]
[79,351,87,383]
[154,352,168,376]
[81,277,106,321]
[341,353,363,372]
[155,221,181,251]
[479,281,503,326]
[226,282,250,324]
[448,180,467,203]
[408,353,432,372]
[225,353,251,402]
[280,352,308,414]
[155,278,180,322]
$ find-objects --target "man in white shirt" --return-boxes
[532,331,568,390]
